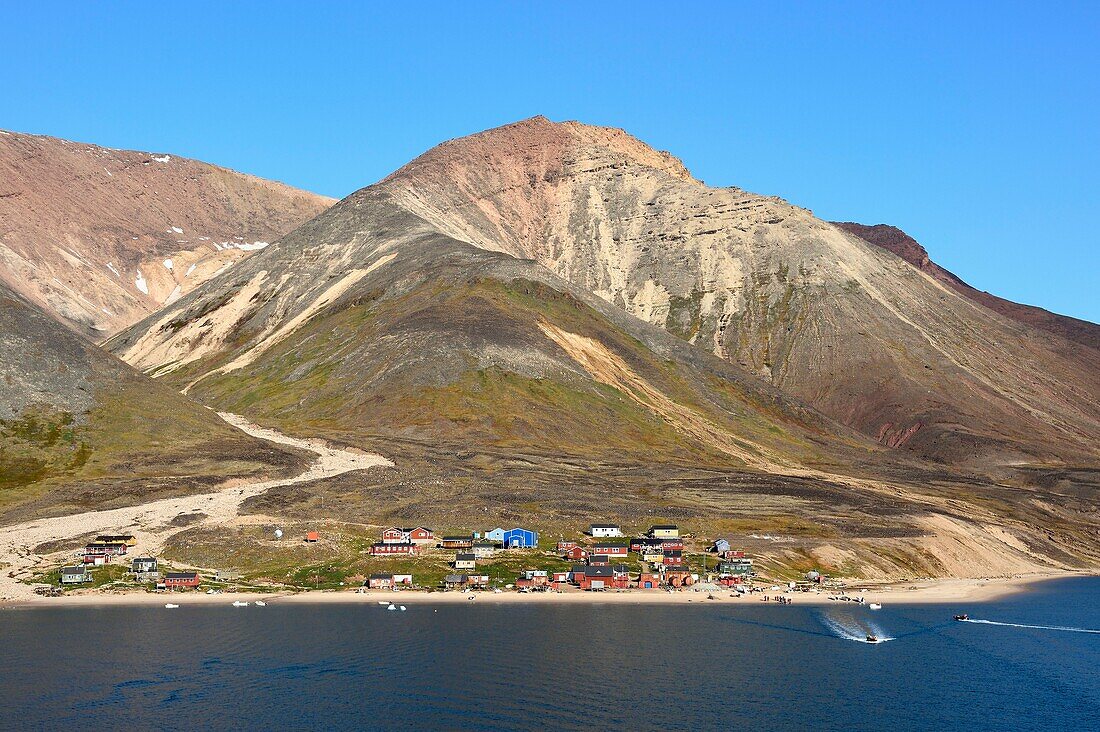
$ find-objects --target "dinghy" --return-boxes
[254,600,267,607]
[164,603,179,609]
[869,603,882,610]
[232,600,249,607]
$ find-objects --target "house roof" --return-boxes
[60,566,86,575]
[649,524,678,530]
[590,523,620,529]
[444,574,467,583]
[442,535,472,541]
[663,565,691,573]
[370,573,393,580]
[594,542,627,549]
[584,566,615,577]
[663,549,683,556]
[132,557,156,563]
[165,572,198,579]
[455,553,476,561]
[571,565,587,573]
[372,541,415,547]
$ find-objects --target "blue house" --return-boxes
[484,528,505,544]
[501,527,538,549]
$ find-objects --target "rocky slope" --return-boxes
[0,129,334,337]
[373,117,1100,467]
[0,283,307,522]
[834,222,1100,352]
[105,117,1100,578]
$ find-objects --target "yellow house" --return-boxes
[647,525,679,539]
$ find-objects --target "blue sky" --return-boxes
[3,2,1097,322]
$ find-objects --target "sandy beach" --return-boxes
[2,571,1087,611]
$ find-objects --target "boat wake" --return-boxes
[818,610,894,644]
[961,619,1100,635]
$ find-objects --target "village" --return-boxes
[39,521,840,600]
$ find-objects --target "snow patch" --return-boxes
[135,270,149,295]
[106,262,121,278]
[163,258,174,271]
[104,167,112,177]
[152,154,171,163]
[185,264,197,277]
[164,284,183,305]
[237,241,269,251]
[169,226,184,234]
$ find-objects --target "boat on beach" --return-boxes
[164,603,179,609]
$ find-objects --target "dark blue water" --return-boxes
[2,578,1098,731]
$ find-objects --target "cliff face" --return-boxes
[0,129,334,337]
[371,117,1099,466]
[834,222,1100,352]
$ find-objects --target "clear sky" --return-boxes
[3,2,1097,322]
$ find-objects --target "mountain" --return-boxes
[0,129,334,337]
[371,117,1100,467]
[106,118,1100,578]
[106,190,872,472]
[834,222,1100,352]
[0,282,306,522]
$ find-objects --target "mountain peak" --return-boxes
[380,116,695,191]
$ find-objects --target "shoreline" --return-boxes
[2,571,1088,611]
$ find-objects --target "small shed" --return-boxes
[305,531,320,543]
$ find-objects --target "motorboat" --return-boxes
[232,600,249,607]
[866,634,879,643]
[164,603,179,609]
[387,603,396,611]
[953,614,969,621]
[869,603,882,610]
[399,605,407,611]
[254,600,267,607]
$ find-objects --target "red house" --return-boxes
[557,540,578,552]
[588,554,610,566]
[370,542,418,556]
[593,543,629,558]
[84,542,128,557]
[564,545,588,561]
[552,572,570,584]
[381,527,410,544]
[637,572,660,589]
[576,566,629,590]
[164,572,200,588]
[662,550,684,566]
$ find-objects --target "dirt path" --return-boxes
[0,413,391,601]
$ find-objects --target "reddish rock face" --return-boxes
[0,130,333,337]
[834,221,1100,352]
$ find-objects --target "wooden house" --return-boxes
[647,525,679,539]
[59,566,91,585]
[590,524,623,538]
[164,572,200,589]
[454,553,476,570]
[442,536,474,549]
[370,542,418,556]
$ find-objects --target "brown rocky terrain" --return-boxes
[0,129,334,337]
[372,117,1100,467]
[834,222,1100,352]
[0,282,308,522]
[104,118,1100,579]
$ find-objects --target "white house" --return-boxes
[590,523,623,538]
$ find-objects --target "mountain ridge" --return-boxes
[0,128,334,337]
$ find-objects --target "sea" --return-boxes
[1,577,1097,731]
